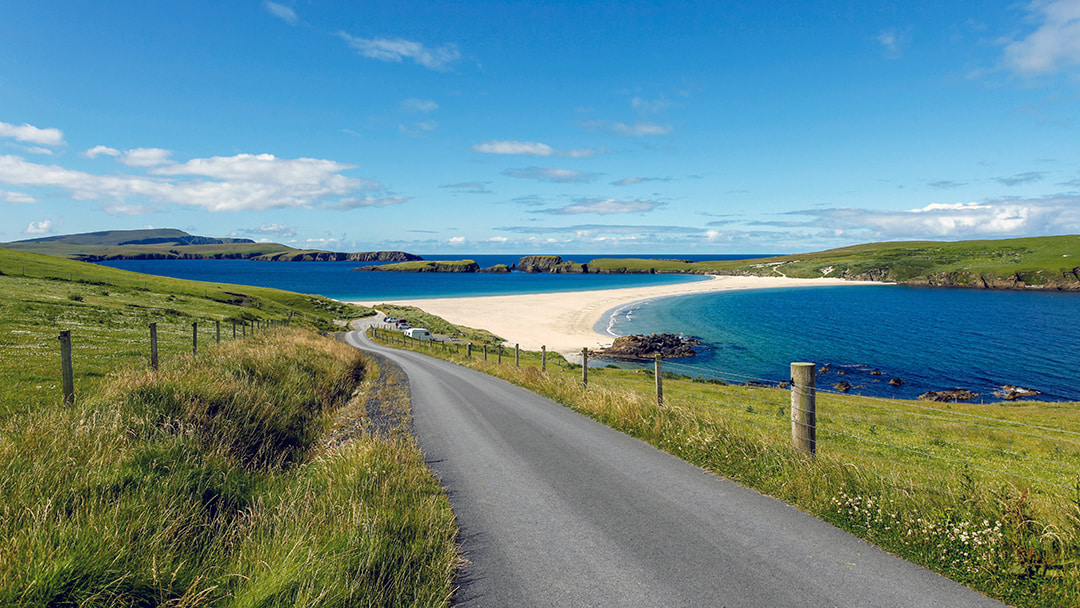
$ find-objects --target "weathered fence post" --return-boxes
[790,362,817,456]
[541,345,547,372]
[483,345,488,361]
[581,347,589,387]
[192,322,198,357]
[498,345,502,364]
[149,322,159,370]
[655,353,664,407]
[58,330,74,405]
[232,319,237,339]
[215,320,221,344]
[515,344,520,367]
[467,343,473,358]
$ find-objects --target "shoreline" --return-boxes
[351,275,883,360]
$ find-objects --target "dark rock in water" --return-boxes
[870,370,885,376]
[889,377,904,386]
[599,333,700,359]
[994,385,1041,400]
[833,381,851,392]
[919,388,979,402]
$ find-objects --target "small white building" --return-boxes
[404,327,433,341]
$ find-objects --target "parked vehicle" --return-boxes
[404,328,433,341]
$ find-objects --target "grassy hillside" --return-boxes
[1,228,296,261]
[0,248,373,418]
[0,251,456,606]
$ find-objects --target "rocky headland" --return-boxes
[597,333,701,359]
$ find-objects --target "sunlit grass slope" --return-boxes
[0,328,457,607]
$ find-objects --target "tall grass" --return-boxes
[1,328,456,607]
[376,330,1080,607]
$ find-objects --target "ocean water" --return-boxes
[602,285,1080,402]
[101,257,1080,402]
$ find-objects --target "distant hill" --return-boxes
[0,228,422,263]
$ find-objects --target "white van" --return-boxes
[404,328,433,341]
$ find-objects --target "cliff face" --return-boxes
[252,251,422,262]
[516,256,588,273]
[354,261,480,273]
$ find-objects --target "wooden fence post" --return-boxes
[58,330,74,405]
[581,347,589,387]
[192,322,198,357]
[655,353,664,407]
[215,320,221,344]
[498,345,502,364]
[149,322,159,370]
[483,345,488,361]
[791,362,817,456]
[467,343,472,358]
[515,344,520,367]
[541,345,547,372]
[232,319,236,339]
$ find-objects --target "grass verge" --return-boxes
[371,325,1080,608]
[1,328,457,607]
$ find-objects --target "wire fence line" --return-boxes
[369,327,1080,521]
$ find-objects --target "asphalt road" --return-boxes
[343,327,1007,608]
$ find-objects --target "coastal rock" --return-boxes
[918,388,979,402]
[354,260,479,273]
[994,385,1041,400]
[253,250,422,262]
[516,255,588,274]
[479,264,511,273]
[833,381,851,392]
[599,333,701,359]
[889,377,904,386]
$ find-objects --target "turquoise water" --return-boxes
[603,285,1080,402]
[101,258,1080,401]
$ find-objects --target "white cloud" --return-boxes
[338,32,460,71]
[1,190,37,203]
[0,152,397,213]
[401,98,438,112]
[263,1,298,25]
[0,122,65,146]
[501,166,601,183]
[121,147,174,167]
[536,198,664,215]
[1004,0,1080,75]
[23,219,55,235]
[612,121,672,136]
[448,236,466,245]
[239,223,297,238]
[84,145,120,158]
[785,196,1080,239]
[472,140,600,158]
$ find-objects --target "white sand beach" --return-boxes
[352,275,879,359]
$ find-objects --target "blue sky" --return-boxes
[1,1,1078,254]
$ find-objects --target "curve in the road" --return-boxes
[343,327,1006,608]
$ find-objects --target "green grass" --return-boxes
[0,248,375,419]
[0,328,457,607]
[371,323,1080,607]
[587,235,1080,288]
[366,260,479,272]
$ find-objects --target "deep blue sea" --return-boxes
[101,256,1080,402]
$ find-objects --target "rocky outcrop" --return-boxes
[479,264,511,273]
[993,385,1041,400]
[354,261,479,273]
[598,333,701,359]
[516,256,588,273]
[918,388,979,402]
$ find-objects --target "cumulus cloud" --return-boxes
[338,32,460,71]
[1,190,37,203]
[121,148,174,167]
[23,219,55,235]
[502,166,601,183]
[1003,0,1080,76]
[0,152,398,213]
[471,140,600,158]
[238,223,297,238]
[612,121,672,136]
[263,1,298,25]
[0,122,65,147]
[782,195,1080,239]
[534,198,664,215]
[85,145,120,158]
[440,181,492,194]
